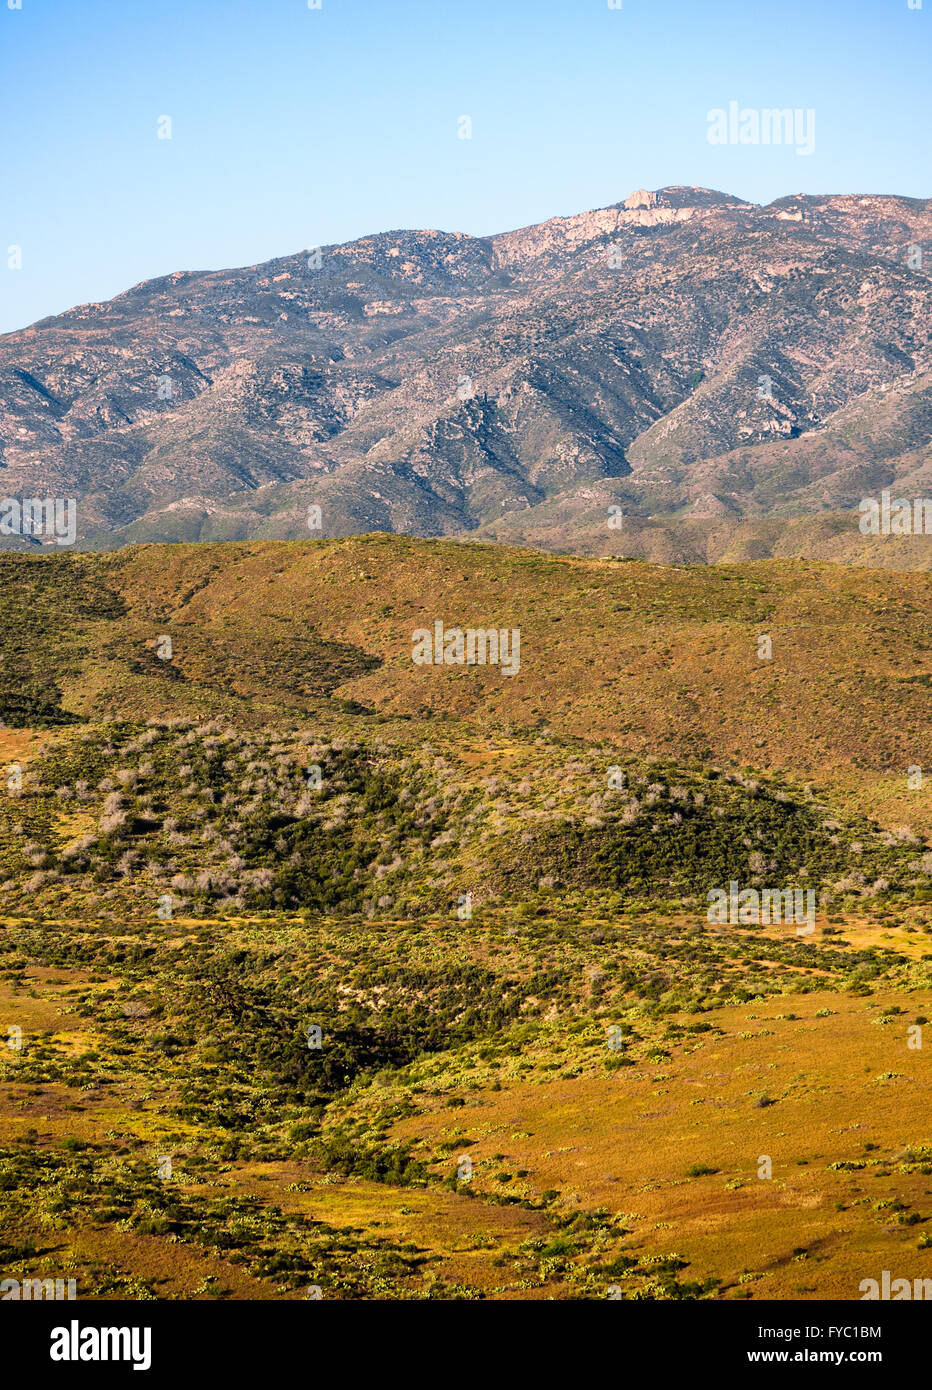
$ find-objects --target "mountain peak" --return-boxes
[623,185,753,211]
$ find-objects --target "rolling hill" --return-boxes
[1,536,931,1301]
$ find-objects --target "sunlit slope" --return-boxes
[2,536,930,827]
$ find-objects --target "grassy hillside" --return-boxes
[1,536,931,1301]
[3,535,932,830]
[2,719,928,925]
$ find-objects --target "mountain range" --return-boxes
[2,185,931,562]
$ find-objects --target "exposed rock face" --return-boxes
[0,186,930,552]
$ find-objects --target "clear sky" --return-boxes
[1,0,929,333]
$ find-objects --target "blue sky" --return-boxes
[1,0,929,332]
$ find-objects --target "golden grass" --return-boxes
[389,988,932,1299]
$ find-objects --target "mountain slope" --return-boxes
[1,188,931,556]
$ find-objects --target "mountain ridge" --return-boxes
[1,186,930,559]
